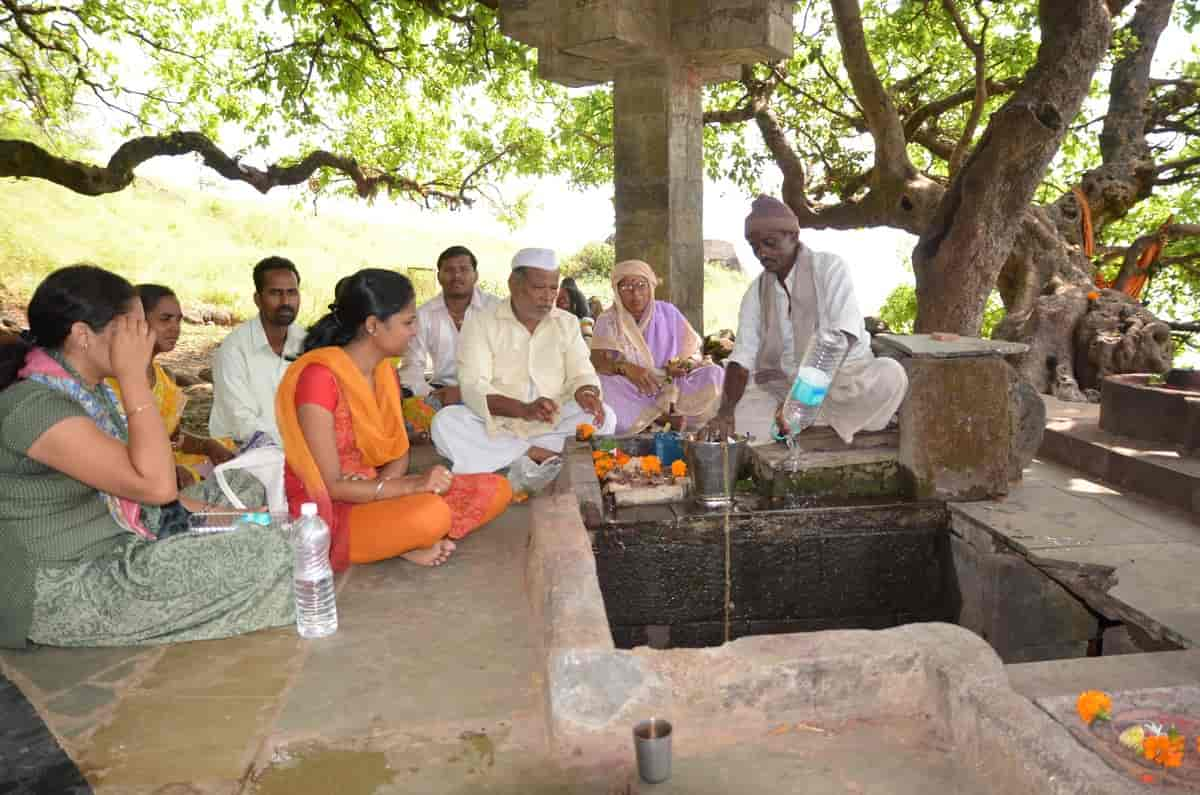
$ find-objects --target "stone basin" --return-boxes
[1099,373,1200,454]
[531,441,1145,792]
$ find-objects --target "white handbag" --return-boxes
[212,445,288,512]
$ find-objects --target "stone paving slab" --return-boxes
[626,720,991,794]
[951,481,1180,551]
[273,507,540,742]
[873,333,1029,359]
[1040,395,1200,515]
[0,486,551,794]
[1007,650,1200,701]
[956,455,1200,648]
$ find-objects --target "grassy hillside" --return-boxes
[0,178,528,322]
[0,177,749,333]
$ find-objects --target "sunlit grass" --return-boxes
[0,178,522,323]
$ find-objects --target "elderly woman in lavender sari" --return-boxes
[590,259,724,434]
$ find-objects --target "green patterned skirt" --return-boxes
[28,527,295,647]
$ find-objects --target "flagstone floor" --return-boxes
[5,434,1200,793]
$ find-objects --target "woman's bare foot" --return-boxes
[527,446,560,464]
[401,538,456,567]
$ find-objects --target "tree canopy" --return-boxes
[3,0,1200,388]
[0,0,564,210]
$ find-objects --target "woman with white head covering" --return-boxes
[590,259,724,434]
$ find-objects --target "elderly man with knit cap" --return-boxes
[432,248,616,474]
[703,195,908,445]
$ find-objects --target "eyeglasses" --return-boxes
[618,280,651,294]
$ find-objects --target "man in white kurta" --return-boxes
[398,246,499,406]
[210,257,307,445]
[432,248,616,474]
[704,196,908,445]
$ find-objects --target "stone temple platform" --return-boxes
[5,433,1200,793]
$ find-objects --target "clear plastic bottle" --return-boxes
[293,502,338,639]
[779,329,850,468]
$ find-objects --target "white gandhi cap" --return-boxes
[511,247,558,271]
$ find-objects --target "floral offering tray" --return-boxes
[1046,687,1200,789]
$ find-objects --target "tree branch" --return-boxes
[0,133,472,207]
[940,0,989,177]
[1098,0,1173,165]
[753,105,811,218]
[913,0,1113,335]
[829,0,912,184]
[903,78,1021,138]
[1155,154,1200,185]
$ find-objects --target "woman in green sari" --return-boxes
[0,264,293,649]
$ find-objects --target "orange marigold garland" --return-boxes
[640,455,663,476]
[1076,691,1112,724]
[670,460,688,478]
[401,397,437,434]
[594,456,616,479]
[1143,734,1184,768]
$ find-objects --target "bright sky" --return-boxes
[132,158,918,315]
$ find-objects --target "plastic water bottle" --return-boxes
[293,502,338,639]
[778,329,850,475]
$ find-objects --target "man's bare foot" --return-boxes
[401,539,456,567]
[526,446,560,464]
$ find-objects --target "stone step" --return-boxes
[751,429,903,499]
[1039,396,1200,516]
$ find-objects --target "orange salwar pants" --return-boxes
[347,473,511,564]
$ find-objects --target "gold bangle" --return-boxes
[128,402,154,417]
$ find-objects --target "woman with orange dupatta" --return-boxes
[276,269,510,570]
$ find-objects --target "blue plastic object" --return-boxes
[653,431,684,467]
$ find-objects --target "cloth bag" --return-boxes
[212,446,288,512]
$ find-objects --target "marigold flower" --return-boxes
[641,455,662,475]
[592,450,610,461]
[1143,734,1184,768]
[670,460,688,478]
[402,397,437,433]
[594,458,615,479]
[576,423,595,441]
[1086,290,1100,301]
[614,450,631,467]
[1076,690,1112,724]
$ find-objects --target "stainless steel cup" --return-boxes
[633,718,672,784]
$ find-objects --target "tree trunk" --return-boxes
[992,0,1177,395]
[912,1,1113,335]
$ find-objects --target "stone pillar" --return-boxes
[872,334,1037,501]
[613,60,705,332]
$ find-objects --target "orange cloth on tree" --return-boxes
[1072,186,1094,258]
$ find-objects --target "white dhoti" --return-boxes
[737,356,909,446]
[432,400,617,474]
